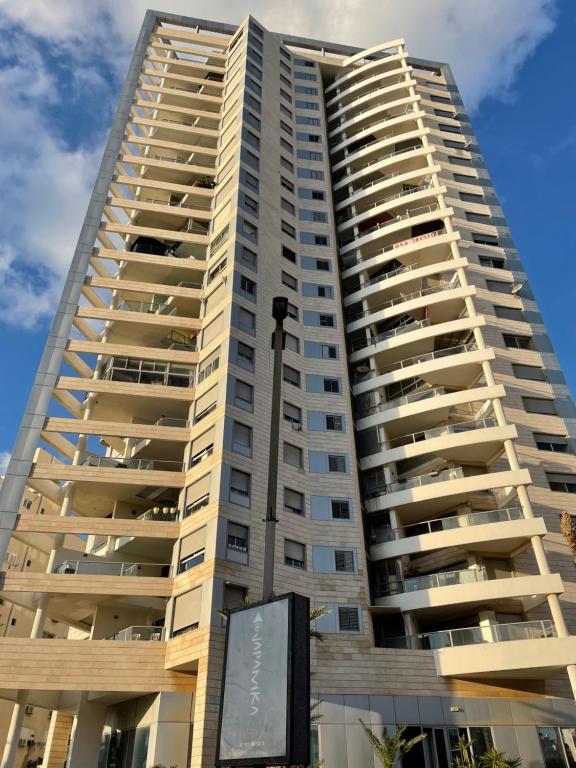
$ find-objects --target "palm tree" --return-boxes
[359,721,426,767]
[453,735,477,768]
[479,749,522,767]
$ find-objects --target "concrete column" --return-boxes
[0,690,27,768]
[68,693,107,768]
[42,710,74,768]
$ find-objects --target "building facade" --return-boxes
[1,10,576,768]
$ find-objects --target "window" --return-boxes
[239,245,257,270]
[323,378,340,393]
[232,422,252,456]
[284,442,303,468]
[295,85,318,95]
[280,120,293,136]
[332,499,351,520]
[280,88,293,103]
[285,332,300,353]
[486,279,511,294]
[297,149,323,161]
[281,197,296,215]
[208,259,226,283]
[280,73,292,88]
[280,59,291,74]
[234,379,254,411]
[321,345,337,359]
[179,549,205,573]
[298,168,325,180]
[280,103,293,119]
[472,232,499,246]
[296,115,320,126]
[236,341,254,371]
[241,169,259,193]
[281,220,296,238]
[238,306,255,334]
[284,539,306,569]
[296,100,319,110]
[243,127,260,149]
[282,271,298,291]
[319,314,335,327]
[454,172,477,183]
[242,148,260,171]
[281,156,294,173]
[300,209,328,223]
[448,155,472,166]
[280,47,291,61]
[287,302,299,321]
[294,71,317,81]
[241,194,259,216]
[316,285,333,298]
[241,218,258,243]
[328,454,346,473]
[334,550,355,573]
[282,245,296,263]
[537,726,576,767]
[283,401,302,428]
[315,259,330,270]
[460,191,484,204]
[230,469,251,506]
[299,188,326,200]
[494,305,523,321]
[338,606,360,632]
[283,365,300,387]
[284,488,304,515]
[466,212,491,224]
[281,137,294,154]
[281,176,294,193]
[240,275,256,298]
[227,522,249,554]
[503,334,533,350]
[479,255,505,269]
[547,473,576,494]
[294,57,314,67]
[326,414,343,431]
[512,363,546,381]
[296,132,321,142]
[523,397,556,415]
[534,433,568,453]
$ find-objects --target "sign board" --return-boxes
[216,592,310,766]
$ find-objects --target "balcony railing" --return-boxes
[350,318,431,352]
[330,108,420,152]
[139,195,212,211]
[332,104,417,138]
[328,76,407,117]
[116,298,175,316]
[339,143,423,179]
[371,506,524,543]
[338,183,434,224]
[54,560,172,576]
[105,625,165,641]
[137,507,179,521]
[376,565,487,597]
[356,386,447,419]
[81,454,184,472]
[353,342,479,383]
[379,619,556,650]
[366,416,499,454]
[365,466,464,499]
[341,226,447,269]
[101,358,195,388]
[346,282,456,324]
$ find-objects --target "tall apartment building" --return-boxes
[1,10,576,768]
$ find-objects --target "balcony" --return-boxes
[381,619,556,650]
[105,625,165,641]
[369,507,546,560]
[378,565,488,597]
[350,317,431,352]
[81,455,184,473]
[54,560,172,577]
[334,144,426,190]
[102,357,195,387]
[337,182,435,226]
[346,281,458,327]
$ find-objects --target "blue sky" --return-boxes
[0,0,574,469]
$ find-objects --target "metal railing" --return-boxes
[356,386,447,419]
[106,625,165,641]
[155,417,189,428]
[353,342,479,383]
[137,507,179,521]
[330,108,420,152]
[338,143,423,180]
[116,298,175,316]
[102,359,196,388]
[55,560,172,577]
[350,318,431,352]
[330,48,398,91]
[332,103,417,138]
[346,282,455,324]
[365,466,464,499]
[371,506,524,543]
[140,195,212,211]
[81,455,184,472]
[376,565,487,597]
[365,416,498,453]
[341,226,447,270]
[341,204,440,247]
[328,76,408,117]
[379,620,556,650]
[338,184,433,224]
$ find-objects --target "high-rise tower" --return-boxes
[1,10,576,768]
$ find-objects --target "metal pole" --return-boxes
[262,298,288,601]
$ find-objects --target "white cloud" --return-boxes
[0,451,11,475]
[0,0,556,326]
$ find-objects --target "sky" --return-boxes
[0,0,574,471]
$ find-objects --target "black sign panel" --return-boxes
[216,592,310,766]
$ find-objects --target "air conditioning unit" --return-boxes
[25,705,34,715]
